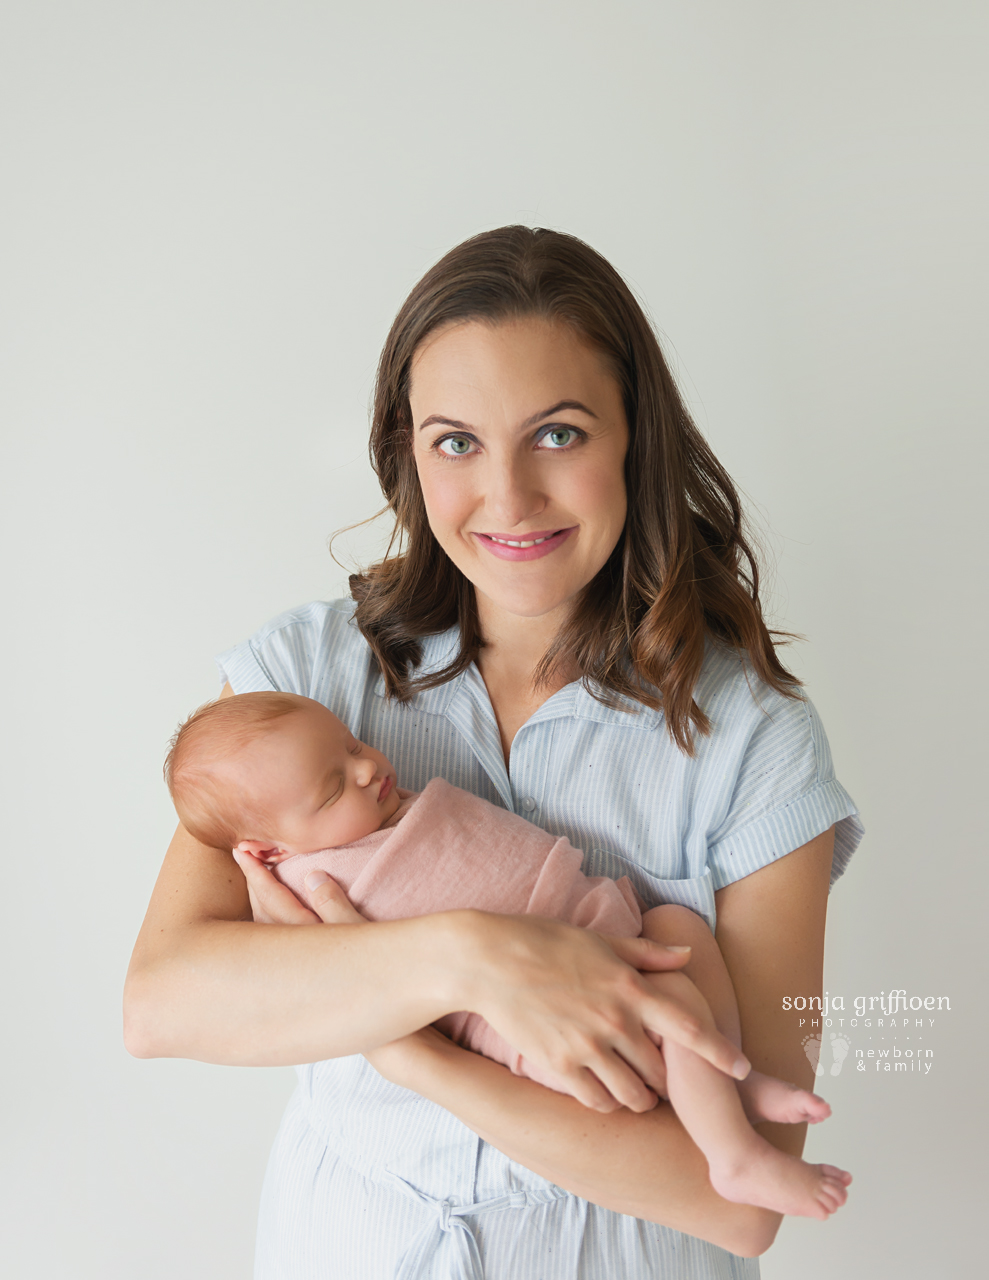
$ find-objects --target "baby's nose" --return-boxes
[356,758,378,786]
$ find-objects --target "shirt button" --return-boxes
[522,797,537,812]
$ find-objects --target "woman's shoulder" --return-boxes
[243,597,360,650]
[691,641,863,888]
[693,639,808,741]
[215,598,372,699]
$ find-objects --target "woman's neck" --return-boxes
[474,597,577,766]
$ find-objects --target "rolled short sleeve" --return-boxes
[215,611,318,695]
[215,636,280,694]
[215,598,363,700]
[706,692,863,891]
[214,598,379,736]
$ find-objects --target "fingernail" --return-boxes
[733,1057,751,1079]
[231,850,244,865]
[305,870,330,890]
[667,945,691,953]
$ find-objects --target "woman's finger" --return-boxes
[567,1066,624,1114]
[602,933,694,972]
[577,1051,661,1113]
[645,1009,748,1080]
[304,870,368,925]
[601,936,747,1081]
[586,1027,678,1107]
[638,975,750,1080]
[232,851,320,925]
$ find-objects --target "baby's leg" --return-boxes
[640,907,850,1218]
[642,905,829,1126]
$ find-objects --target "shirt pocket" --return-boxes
[581,848,717,934]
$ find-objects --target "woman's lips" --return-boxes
[377,775,393,802]
[472,527,575,561]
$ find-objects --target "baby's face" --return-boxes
[226,701,402,859]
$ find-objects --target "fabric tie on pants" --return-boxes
[384,1171,570,1280]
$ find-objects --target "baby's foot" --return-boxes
[709,1141,852,1220]
[737,1069,831,1125]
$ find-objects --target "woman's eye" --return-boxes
[540,427,580,449]
[437,435,475,457]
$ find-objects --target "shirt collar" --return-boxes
[373,628,663,731]
[569,682,664,730]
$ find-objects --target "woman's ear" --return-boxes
[234,839,292,865]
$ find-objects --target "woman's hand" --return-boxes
[456,911,747,1114]
[232,852,367,927]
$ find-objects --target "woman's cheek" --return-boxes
[569,466,627,557]
[417,462,475,547]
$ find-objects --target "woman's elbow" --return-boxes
[639,1202,780,1258]
[725,1208,781,1258]
[122,965,172,1059]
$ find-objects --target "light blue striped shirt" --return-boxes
[218,598,862,1280]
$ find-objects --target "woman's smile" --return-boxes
[472,526,576,560]
[410,316,628,626]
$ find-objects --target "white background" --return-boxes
[2,2,986,1276]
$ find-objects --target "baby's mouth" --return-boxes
[377,775,393,802]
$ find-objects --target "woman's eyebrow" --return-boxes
[417,400,599,433]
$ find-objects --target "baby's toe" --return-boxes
[820,1178,848,1210]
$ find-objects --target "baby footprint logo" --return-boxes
[801,1033,824,1076]
[829,1031,851,1077]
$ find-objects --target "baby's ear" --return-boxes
[234,839,292,866]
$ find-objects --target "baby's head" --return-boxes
[164,692,402,861]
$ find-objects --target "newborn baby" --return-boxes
[165,691,851,1220]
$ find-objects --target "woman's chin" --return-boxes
[476,582,579,625]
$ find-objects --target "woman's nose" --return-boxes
[483,451,545,528]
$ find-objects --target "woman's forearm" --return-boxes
[124,826,469,1064]
[125,825,738,1092]
[125,915,479,1064]
[371,1030,780,1258]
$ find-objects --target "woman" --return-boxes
[126,226,862,1278]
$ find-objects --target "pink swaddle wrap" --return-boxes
[273,776,642,1096]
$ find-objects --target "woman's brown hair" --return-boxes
[349,226,799,752]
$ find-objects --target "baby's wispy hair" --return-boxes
[164,691,308,849]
